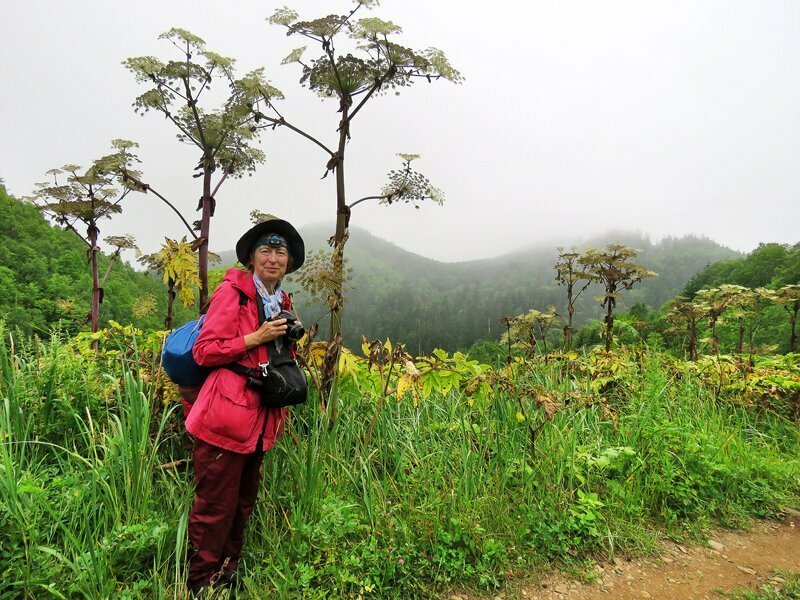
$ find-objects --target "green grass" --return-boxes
[727,570,800,599]
[1,327,798,598]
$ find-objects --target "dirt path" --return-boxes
[454,509,800,600]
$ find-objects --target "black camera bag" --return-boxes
[254,341,308,407]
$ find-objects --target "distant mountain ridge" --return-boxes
[215,224,740,353]
[0,187,763,352]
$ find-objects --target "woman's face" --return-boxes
[251,244,289,285]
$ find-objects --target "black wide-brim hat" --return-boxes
[235,219,305,273]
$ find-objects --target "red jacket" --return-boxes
[185,268,289,454]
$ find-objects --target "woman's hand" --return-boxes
[244,313,287,349]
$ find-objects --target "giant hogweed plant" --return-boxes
[124,28,271,308]
[30,141,143,334]
[579,244,657,352]
[241,0,462,405]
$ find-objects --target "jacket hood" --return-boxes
[222,267,257,299]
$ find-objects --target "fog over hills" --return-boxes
[215,224,740,354]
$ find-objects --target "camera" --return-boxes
[269,311,305,342]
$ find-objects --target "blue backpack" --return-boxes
[161,315,207,387]
[162,290,252,387]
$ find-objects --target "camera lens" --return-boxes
[287,323,305,342]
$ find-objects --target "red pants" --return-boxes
[187,437,265,588]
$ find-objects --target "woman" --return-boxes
[184,218,305,594]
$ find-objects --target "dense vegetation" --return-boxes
[1,324,798,598]
[267,225,739,354]
[470,241,800,362]
[587,242,800,358]
[3,179,799,597]
[3,185,740,354]
[3,182,796,364]
[4,0,796,594]
[0,185,193,336]
[683,242,800,294]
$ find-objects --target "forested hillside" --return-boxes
[1,183,746,353]
[0,186,192,335]
[666,241,800,355]
[266,226,741,353]
[683,241,800,294]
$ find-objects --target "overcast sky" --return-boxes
[2,1,798,262]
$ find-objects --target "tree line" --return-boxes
[281,227,739,355]
[0,185,194,336]
[4,179,797,360]
[496,241,800,361]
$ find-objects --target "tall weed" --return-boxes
[1,326,798,597]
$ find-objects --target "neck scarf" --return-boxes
[253,273,284,318]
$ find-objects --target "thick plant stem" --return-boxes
[321,105,350,406]
[604,304,614,352]
[165,278,176,330]
[330,213,346,340]
[329,105,349,342]
[89,223,100,334]
[688,320,698,361]
[565,304,575,350]
[198,159,213,310]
